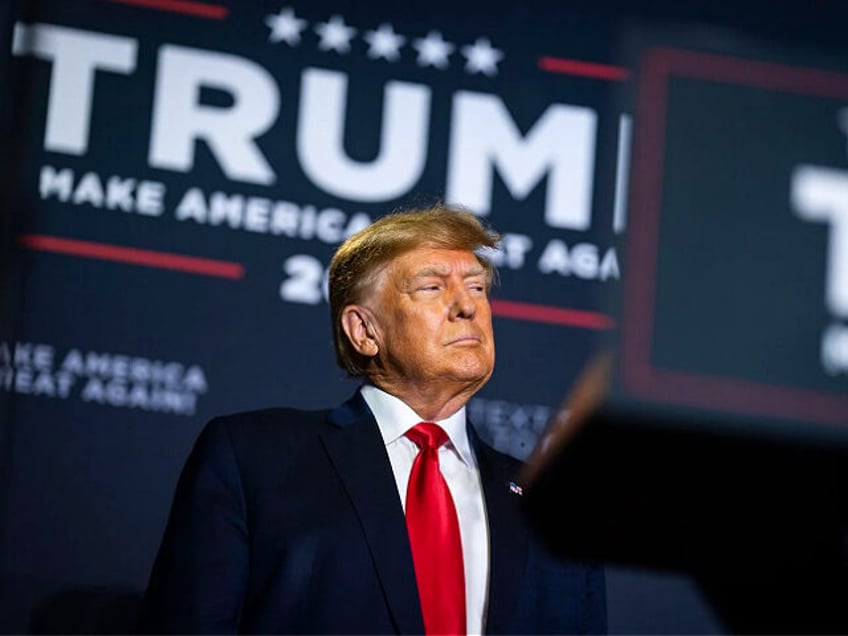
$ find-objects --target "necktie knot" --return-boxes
[406,422,448,450]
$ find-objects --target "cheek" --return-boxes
[479,310,494,338]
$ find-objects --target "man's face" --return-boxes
[366,247,495,394]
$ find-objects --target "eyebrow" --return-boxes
[410,265,487,280]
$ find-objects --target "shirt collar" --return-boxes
[360,383,475,467]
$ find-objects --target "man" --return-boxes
[137,205,606,634]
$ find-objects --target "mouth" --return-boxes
[447,335,482,345]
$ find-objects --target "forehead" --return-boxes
[389,247,485,278]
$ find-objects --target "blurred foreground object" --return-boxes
[521,353,848,633]
[521,21,848,634]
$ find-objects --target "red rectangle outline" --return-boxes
[621,47,848,427]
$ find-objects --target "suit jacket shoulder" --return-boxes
[138,394,424,634]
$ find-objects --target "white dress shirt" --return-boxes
[360,383,490,636]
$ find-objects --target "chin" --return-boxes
[442,352,493,382]
[448,364,493,387]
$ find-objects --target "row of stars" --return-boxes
[265,8,505,76]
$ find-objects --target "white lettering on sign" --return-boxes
[150,45,279,184]
[0,341,208,415]
[297,68,431,200]
[174,187,371,242]
[792,164,848,318]
[537,239,619,281]
[446,91,597,230]
[80,378,198,413]
[279,254,329,305]
[613,113,632,234]
[489,233,533,270]
[822,322,848,375]
[468,396,553,459]
[13,22,137,155]
[40,165,165,215]
[13,21,626,232]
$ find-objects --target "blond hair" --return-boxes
[328,204,500,376]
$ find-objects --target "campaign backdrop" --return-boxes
[1,1,844,633]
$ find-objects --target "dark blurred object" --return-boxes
[525,22,848,632]
[521,355,848,634]
[29,586,142,635]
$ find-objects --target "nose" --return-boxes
[449,284,477,320]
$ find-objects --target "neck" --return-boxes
[366,377,480,422]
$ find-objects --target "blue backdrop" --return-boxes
[1,0,845,633]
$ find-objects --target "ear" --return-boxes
[340,305,379,358]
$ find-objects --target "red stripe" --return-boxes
[538,56,631,81]
[19,234,244,279]
[102,0,228,19]
[491,299,614,329]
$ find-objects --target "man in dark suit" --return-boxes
[138,205,606,635]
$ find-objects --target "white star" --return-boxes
[265,7,307,46]
[461,37,504,76]
[412,31,454,69]
[314,15,357,54]
[363,23,405,61]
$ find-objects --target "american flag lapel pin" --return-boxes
[508,481,523,496]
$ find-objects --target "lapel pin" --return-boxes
[508,481,524,496]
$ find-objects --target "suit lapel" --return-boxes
[471,425,529,634]
[321,392,425,635]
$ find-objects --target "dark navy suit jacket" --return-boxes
[138,391,606,634]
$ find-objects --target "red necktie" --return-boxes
[405,422,466,635]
